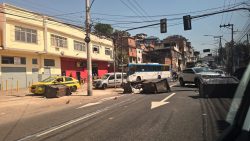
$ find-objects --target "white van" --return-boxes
[93,72,127,89]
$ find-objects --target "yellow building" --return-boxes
[0,3,114,90]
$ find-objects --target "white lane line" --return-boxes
[76,102,102,109]
[151,93,176,110]
[99,95,124,102]
[18,98,133,141]
[161,93,176,102]
[76,95,125,109]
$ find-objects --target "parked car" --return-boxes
[93,72,127,89]
[179,67,221,87]
[213,69,227,77]
[30,76,80,94]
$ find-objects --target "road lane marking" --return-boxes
[18,98,133,141]
[76,95,125,109]
[76,102,102,109]
[151,93,176,110]
[99,95,124,102]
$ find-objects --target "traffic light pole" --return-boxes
[85,0,92,96]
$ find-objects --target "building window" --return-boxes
[32,58,38,64]
[93,45,99,53]
[105,48,111,55]
[15,26,37,43]
[51,34,67,48]
[1,56,26,64]
[2,56,14,64]
[74,40,86,51]
[44,59,55,66]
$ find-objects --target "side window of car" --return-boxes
[109,75,115,80]
[183,69,188,73]
[123,74,127,79]
[186,69,194,74]
[65,77,73,81]
[116,74,121,79]
[56,78,64,82]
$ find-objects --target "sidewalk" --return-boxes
[0,84,123,102]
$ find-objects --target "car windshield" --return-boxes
[101,74,110,80]
[193,67,209,73]
[40,77,55,82]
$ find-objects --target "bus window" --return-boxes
[128,66,136,75]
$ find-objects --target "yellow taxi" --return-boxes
[30,76,80,94]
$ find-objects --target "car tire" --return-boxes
[194,78,200,87]
[102,84,107,90]
[71,86,77,92]
[158,75,161,79]
[179,78,185,87]
[136,76,141,82]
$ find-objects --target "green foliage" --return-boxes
[94,23,113,36]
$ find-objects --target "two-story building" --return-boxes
[0,3,114,90]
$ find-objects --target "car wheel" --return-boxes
[71,86,77,92]
[158,75,161,79]
[179,78,185,87]
[102,84,107,90]
[136,76,141,82]
[194,79,200,87]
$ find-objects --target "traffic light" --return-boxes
[160,18,167,33]
[183,15,191,30]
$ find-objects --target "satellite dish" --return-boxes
[60,51,64,56]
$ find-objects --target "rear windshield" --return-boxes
[193,67,209,73]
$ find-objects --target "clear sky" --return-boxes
[1,0,249,53]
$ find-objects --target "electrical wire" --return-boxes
[119,0,146,21]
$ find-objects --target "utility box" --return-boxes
[199,77,239,98]
[44,85,71,98]
[142,79,171,94]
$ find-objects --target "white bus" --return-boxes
[126,63,171,82]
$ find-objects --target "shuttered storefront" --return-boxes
[1,67,27,90]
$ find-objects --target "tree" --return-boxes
[93,23,113,37]
[113,29,131,37]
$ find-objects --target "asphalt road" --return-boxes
[0,84,232,141]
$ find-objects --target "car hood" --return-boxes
[197,72,221,75]
[32,82,52,86]
[94,79,103,82]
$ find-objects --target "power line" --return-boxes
[134,0,154,20]
[127,0,149,21]
[119,0,145,21]
[0,6,84,26]
[91,1,247,18]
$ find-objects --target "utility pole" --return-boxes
[85,0,92,96]
[121,33,124,84]
[220,24,234,74]
[247,34,250,56]
[214,36,223,66]
[113,37,117,88]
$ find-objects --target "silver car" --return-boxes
[179,67,221,86]
[93,72,127,89]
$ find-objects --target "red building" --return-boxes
[61,57,110,82]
